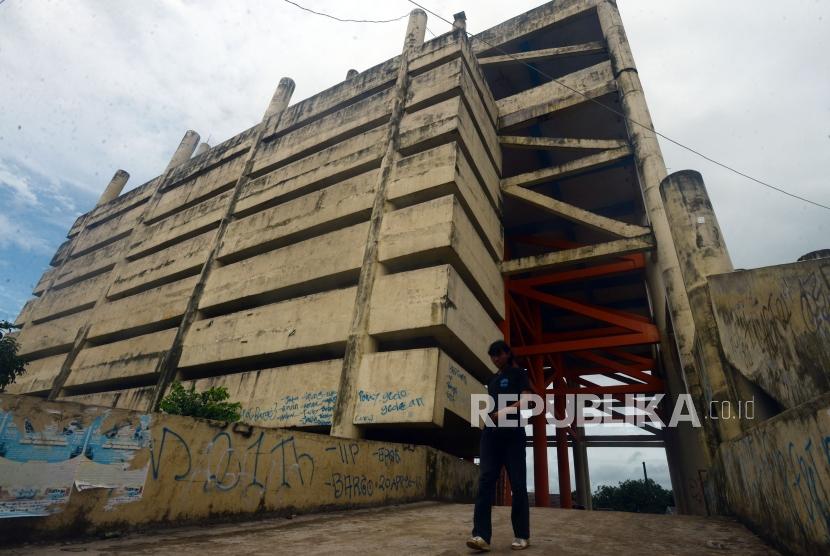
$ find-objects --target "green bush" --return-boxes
[0,320,26,393]
[592,478,674,514]
[159,381,242,422]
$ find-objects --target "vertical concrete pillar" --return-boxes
[164,130,200,173]
[264,77,296,121]
[346,69,359,80]
[597,0,714,515]
[96,169,129,206]
[194,142,211,157]
[573,427,591,509]
[453,11,467,32]
[330,9,427,440]
[661,170,775,435]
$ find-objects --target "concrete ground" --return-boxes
[3,502,778,555]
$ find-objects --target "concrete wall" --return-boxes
[0,394,478,542]
[9,32,503,451]
[709,259,830,409]
[716,392,830,556]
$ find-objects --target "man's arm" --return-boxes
[490,388,535,420]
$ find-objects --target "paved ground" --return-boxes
[3,502,777,555]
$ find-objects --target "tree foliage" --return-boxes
[592,478,674,514]
[159,381,242,422]
[0,320,27,393]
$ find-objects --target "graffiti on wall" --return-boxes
[0,408,151,518]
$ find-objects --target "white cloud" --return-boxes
[0,212,53,254]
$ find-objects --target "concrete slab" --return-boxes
[82,177,158,228]
[165,127,255,188]
[148,153,246,223]
[32,266,60,296]
[54,236,128,287]
[354,348,484,426]
[369,265,501,379]
[1,502,777,555]
[12,298,36,328]
[3,353,67,394]
[72,202,145,257]
[220,170,377,261]
[88,275,198,341]
[61,386,155,411]
[186,359,342,428]
[63,328,177,388]
[237,126,387,215]
[129,189,230,259]
[29,271,111,323]
[16,309,91,358]
[254,87,393,176]
[202,223,367,312]
[388,142,502,259]
[110,229,215,298]
[179,287,357,369]
[379,194,503,320]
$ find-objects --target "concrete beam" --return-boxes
[16,309,91,358]
[497,61,616,131]
[72,202,146,257]
[502,145,631,188]
[61,385,155,410]
[29,272,111,324]
[499,135,627,151]
[501,234,655,276]
[2,353,67,394]
[53,236,129,288]
[478,41,605,65]
[502,184,649,238]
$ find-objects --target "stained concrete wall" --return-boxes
[716,392,830,555]
[709,259,830,409]
[10,31,502,442]
[0,394,477,543]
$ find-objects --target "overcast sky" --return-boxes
[1,0,828,493]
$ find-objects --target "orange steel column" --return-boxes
[529,303,550,507]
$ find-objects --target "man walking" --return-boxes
[467,340,532,551]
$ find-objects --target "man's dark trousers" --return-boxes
[472,426,530,543]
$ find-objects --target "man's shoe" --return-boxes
[466,536,491,551]
[511,538,530,550]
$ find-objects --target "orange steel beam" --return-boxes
[542,326,629,342]
[513,331,659,356]
[509,257,645,288]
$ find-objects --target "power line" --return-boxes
[407,0,830,212]
[281,0,408,24]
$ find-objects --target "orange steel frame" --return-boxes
[499,237,664,508]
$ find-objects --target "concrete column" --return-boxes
[330,9,427,440]
[573,427,591,509]
[346,69,359,80]
[597,0,715,514]
[404,8,427,48]
[164,130,200,173]
[264,77,296,121]
[453,11,467,32]
[661,170,776,435]
[194,142,211,157]
[96,169,129,206]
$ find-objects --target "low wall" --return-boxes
[716,391,830,555]
[0,394,477,542]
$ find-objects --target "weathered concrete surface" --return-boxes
[63,328,177,389]
[353,348,484,426]
[709,259,830,409]
[0,502,777,555]
[380,195,503,320]
[88,275,197,341]
[179,287,357,368]
[29,271,111,323]
[72,202,145,256]
[370,265,501,379]
[0,395,477,543]
[62,385,155,410]
[52,236,128,288]
[202,223,367,312]
[15,309,90,358]
[716,392,830,556]
[186,360,341,428]
[3,353,67,394]
[110,229,215,298]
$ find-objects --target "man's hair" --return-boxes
[487,340,512,357]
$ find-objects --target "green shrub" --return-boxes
[0,320,26,393]
[592,478,674,514]
[159,381,242,422]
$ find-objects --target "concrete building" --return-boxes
[6,3,830,553]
